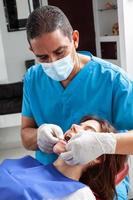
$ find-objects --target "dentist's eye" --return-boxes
[56,51,63,54]
[39,57,49,63]
[55,51,65,57]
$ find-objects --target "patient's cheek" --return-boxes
[53,140,67,155]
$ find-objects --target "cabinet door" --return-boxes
[48,0,96,55]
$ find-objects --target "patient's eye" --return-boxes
[84,126,96,132]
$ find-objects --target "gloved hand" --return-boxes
[37,124,64,153]
[60,131,117,165]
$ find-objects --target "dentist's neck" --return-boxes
[53,157,84,180]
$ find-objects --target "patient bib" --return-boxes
[0,156,85,200]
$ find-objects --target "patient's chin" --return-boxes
[53,140,67,155]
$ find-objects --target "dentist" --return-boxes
[21,5,133,200]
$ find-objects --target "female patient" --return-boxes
[0,116,127,200]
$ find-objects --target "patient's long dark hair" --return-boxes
[79,116,127,200]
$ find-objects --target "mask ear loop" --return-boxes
[77,53,81,70]
[71,36,81,71]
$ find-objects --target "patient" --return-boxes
[53,116,128,200]
[0,116,127,200]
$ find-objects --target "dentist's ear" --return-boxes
[72,30,79,49]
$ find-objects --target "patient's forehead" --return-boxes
[80,119,101,132]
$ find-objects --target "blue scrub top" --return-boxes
[22,52,133,165]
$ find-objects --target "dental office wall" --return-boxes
[0,0,48,83]
[0,0,48,162]
[0,29,8,83]
[117,0,133,79]
[0,0,32,83]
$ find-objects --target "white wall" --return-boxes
[0,0,48,83]
[0,0,34,83]
[118,0,133,79]
[0,0,48,162]
[0,28,8,83]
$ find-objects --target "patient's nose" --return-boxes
[71,124,81,133]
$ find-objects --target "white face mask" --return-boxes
[41,54,74,81]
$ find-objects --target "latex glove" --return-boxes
[60,131,116,165]
[37,124,64,153]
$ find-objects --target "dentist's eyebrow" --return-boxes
[36,54,48,58]
[35,46,68,58]
[53,46,68,53]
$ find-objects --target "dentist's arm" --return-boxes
[115,130,133,154]
[21,116,38,150]
[60,130,133,165]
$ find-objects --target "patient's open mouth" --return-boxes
[64,134,71,142]
[64,125,97,142]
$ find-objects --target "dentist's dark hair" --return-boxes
[26,5,73,43]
